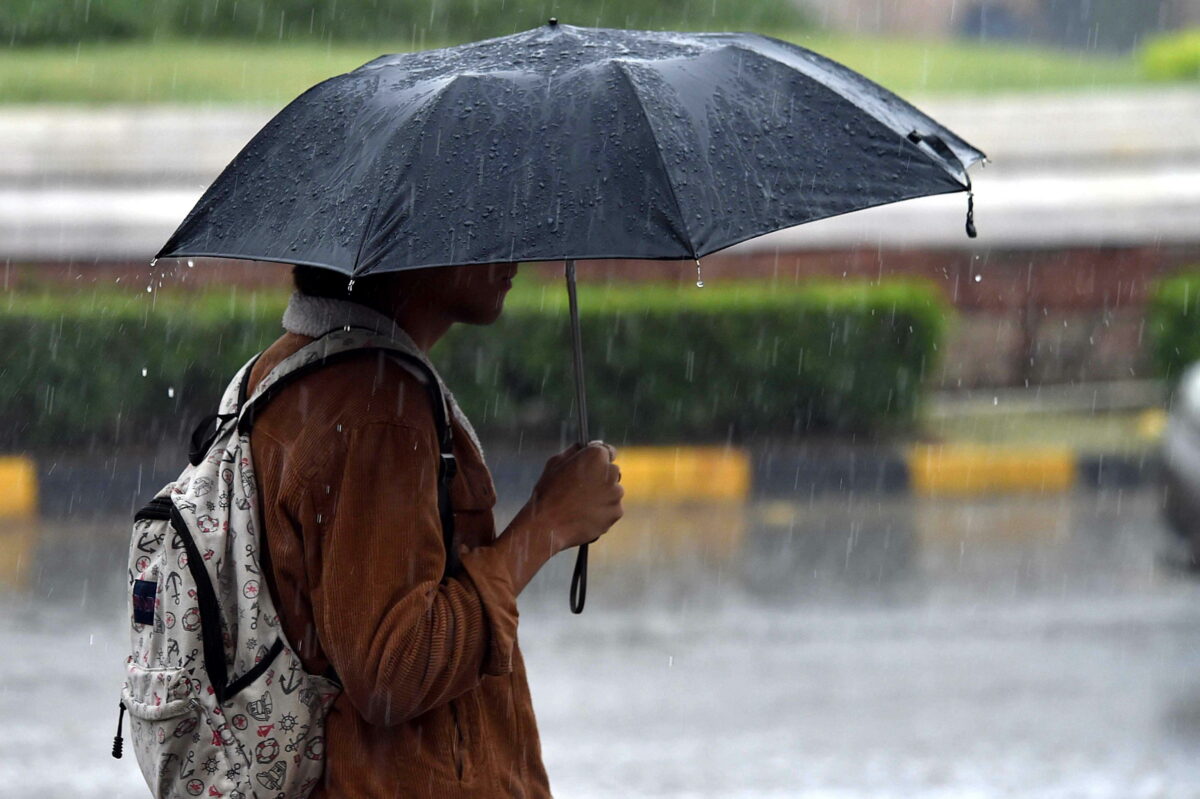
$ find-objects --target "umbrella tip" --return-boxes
[547,17,558,27]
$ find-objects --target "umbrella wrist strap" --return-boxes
[570,545,589,613]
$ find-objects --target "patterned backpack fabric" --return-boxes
[116,329,459,799]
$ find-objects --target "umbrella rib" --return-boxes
[726,38,985,175]
[611,61,697,260]
[351,74,468,277]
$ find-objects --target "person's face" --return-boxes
[390,262,518,325]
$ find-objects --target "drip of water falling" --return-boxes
[149,258,157,268]
[167,387,175,398]
[141,368,148,377]
[973,274,982,283]
[186,259,194,268]
[695,259,704,288]
[347,279,356,293]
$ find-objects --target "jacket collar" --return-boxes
[282,292,483,458]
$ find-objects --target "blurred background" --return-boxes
[3,1,1200,796]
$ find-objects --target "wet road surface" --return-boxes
[2,490,1198,797]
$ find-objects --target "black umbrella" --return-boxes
[158,20,985,612]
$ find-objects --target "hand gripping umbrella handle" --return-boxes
[565,260,590,614]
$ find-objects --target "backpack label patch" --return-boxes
[131,579,157,625]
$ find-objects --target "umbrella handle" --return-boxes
[565,260,590,614]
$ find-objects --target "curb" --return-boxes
[0,456,37,519]
[753,446,1158,498]
[0,446,1163,520]
[907,445,1077,497]
[0,447,1161,587]
[0,456,38,591]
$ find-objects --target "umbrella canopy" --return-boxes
[157,21,986,613]
[157,20,984,273]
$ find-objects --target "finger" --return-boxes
[600,479,628,503]
[588,440,617,462]
[575,443,611,471]
[607,464,621,484]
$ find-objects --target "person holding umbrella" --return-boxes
[145,20,982,798]
[239,261,622,797]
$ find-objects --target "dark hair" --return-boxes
[292,265,388,299]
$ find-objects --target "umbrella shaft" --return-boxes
[565,260,590,614]
[565,260,589,444]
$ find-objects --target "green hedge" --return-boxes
[1,279,948,451]
[1140,28,1200,81]
[1148,269,1200,385]
[1,0,808,46]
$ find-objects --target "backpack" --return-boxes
[114,328,459,799]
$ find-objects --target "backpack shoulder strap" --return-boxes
[235,329,460,579]
[187,353,261,467]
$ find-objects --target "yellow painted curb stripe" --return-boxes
[615,446,750,503]
[0,456,37,519]
[907,445,1076,497]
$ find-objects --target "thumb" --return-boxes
[547,442,583,470]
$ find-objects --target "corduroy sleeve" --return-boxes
[303,418,518,727]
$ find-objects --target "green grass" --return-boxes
[0,41,388,105]
[792,33,1148,95]
[0,31,1151,105]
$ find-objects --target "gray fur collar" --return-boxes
[282,292,483,457]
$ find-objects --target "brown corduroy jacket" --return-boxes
[247,331,551,798]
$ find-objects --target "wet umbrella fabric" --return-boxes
[157,21,985,613]
[158,22,983,272]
